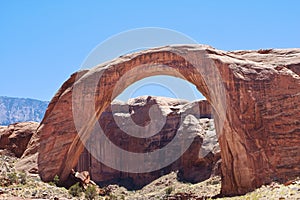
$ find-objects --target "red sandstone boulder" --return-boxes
[0,122,38,158]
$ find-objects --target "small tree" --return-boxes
[85,185,98,200]
[69,182,83,197]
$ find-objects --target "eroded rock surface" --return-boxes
[35,45,300,195]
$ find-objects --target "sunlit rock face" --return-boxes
[34,45,300,195]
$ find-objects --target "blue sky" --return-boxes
[1,1,299,101]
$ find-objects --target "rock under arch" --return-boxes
[37,45,300,195]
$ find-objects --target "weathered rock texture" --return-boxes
[0,122,39,157]
[76,96,218,189]
[16,124,41,174]
[36,45,300,195]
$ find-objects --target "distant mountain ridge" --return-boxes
[0,96,48,126]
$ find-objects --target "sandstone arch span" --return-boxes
[37,45,300,195]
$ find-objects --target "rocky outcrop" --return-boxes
[16,132,41,174]
[0,122,38,158]
[36,45,300,195]
[76,97,218,189]
[15,123,45,174]
[0,122,40,174]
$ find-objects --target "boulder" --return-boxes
[0,122,38,158]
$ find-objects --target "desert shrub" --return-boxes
[19,171,27,185]
[105,194,118,200]
[211,179,220,185]
[48,175,60,186]
[7,172,18,184]
[69,182,83,197]
[53,174,60,186]
[165,186,174,195]
[206,178,221,185]
[48,182,55,186]
[84,185,98,200]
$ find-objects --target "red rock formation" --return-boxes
[0,122,39,158]
[76,97,218,189]
[35,45,300,195]
[16,129,41,174]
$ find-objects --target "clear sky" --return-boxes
[1,1,299,101]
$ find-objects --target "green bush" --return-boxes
[85,185,98,200]
[69,182,83,197]
[53,174,60,186]
[165,186,174,195]
[107,194,118,200]
[7,172,18,184]
[48,182,55,186]
[19,171,27,185]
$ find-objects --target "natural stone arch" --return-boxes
[37,45,300,195]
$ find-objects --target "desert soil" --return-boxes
[0,154,299,200]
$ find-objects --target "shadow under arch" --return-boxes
[37,45,300,196]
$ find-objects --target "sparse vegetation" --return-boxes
[1,154,300,199]
[48,174,60,186]
[7,172,18,184]
[69,182,83,197]
[106,194,118,200]
[0,171,28,186]
[0,155,73,199]
[85,184,98,200]
[207,177,220,185]
[48,181,55,186]
[165,186,174,195]
[19,171,27,185]
[53,174,60,186]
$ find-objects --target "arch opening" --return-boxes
[114,75,206,102]
[75,75,218,190]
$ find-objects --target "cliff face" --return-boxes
[0,96,48,126]
[35,45,300,195]
[76,96,218,189]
